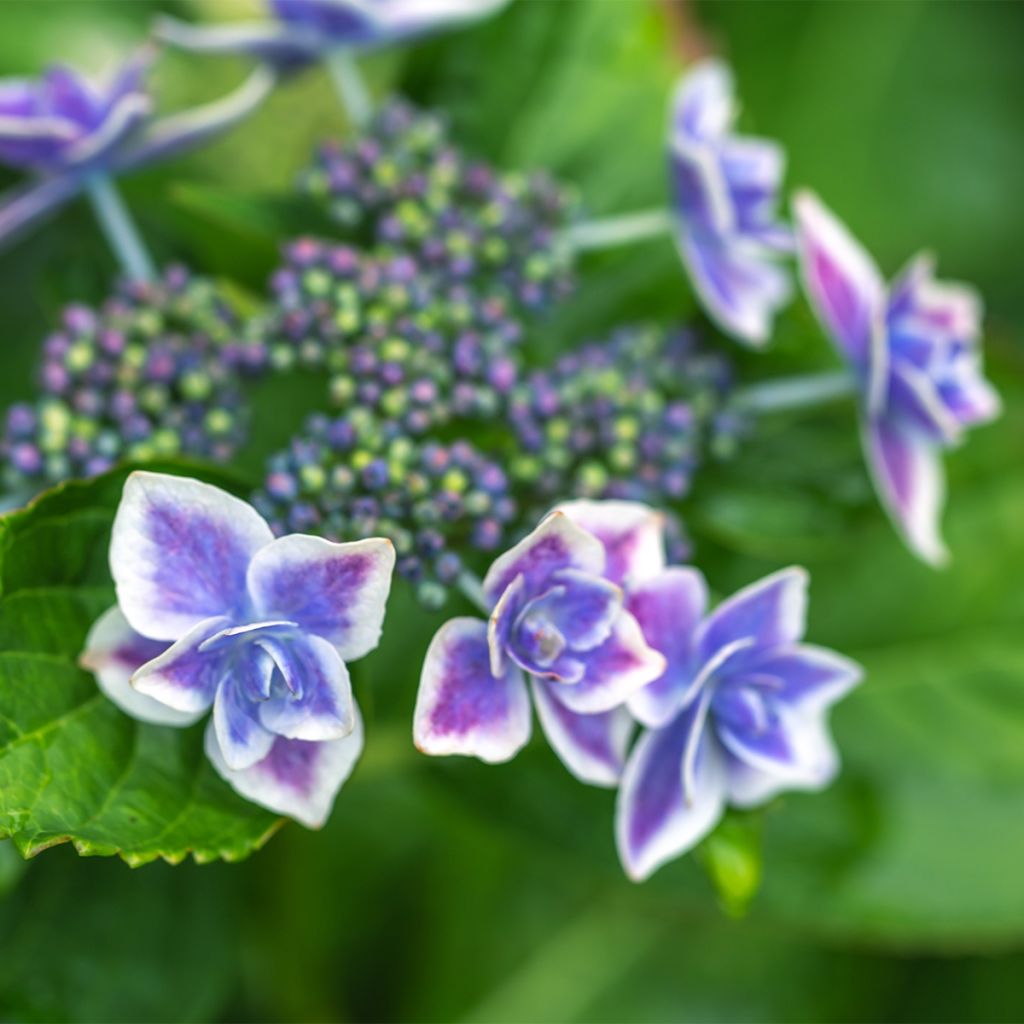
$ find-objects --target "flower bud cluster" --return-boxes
[1,267,250,490]
[300,98,579,313]
[252,408,517,608]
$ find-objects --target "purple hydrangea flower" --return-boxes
[0,54,150,174]
[794,191,1001,565]
[414,501,669,786]
[669,60,792,347]
[158,0,510,69]
[616,566,862,881]
[79,471,395,826]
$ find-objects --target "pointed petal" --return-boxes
[526,569,623,652]
[213,672,276,771]
[863,417,948,566]
[672,59,734,141]
[80,606,199,727]
[532,677,633,788]
[487,573,526,677]
[110,471,273,641]
[205,707,364,828]
[256,634,355,742]
[154,15,320,64]
[697,567,808,665]
[551,611,666,715]
[678,230,790,348]
[627,567,708,728]
[414,617,531,764]
[888,361,962,445]
[482,511,605,606]
[131,616,231,713]
[616,706,727,882]
[554,500,666,587]
[0,176,80,248]
[739,644,863,712]
[889,252,982,341]
[247,534,395,661]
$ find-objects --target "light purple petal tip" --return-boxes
[110,472,274,642]
[554,500,666,588]
[213,670,276,771]
[672,59,734,142]
[414,617,531,764]
[863,417,948,567]
[205,705,364,828]
[80,606,199,727]
[247,533,395,661]
[532,677,633,788]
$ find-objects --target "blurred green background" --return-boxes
[1,1,1023,1020]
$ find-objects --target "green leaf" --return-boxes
[0,463,282,867]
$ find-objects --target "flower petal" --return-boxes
[863,416,948,567]
[110,471,273,642]
[205,706,364,829]
[551,611,666,715]
[247,534,395,661]
[130,616,231,713]
[482,510,605,607]
[696,566,807,666]
[678,230,791,348]
[213,670,276,772]
[414,617,531,764]
[672,59,734,142]
[889,252,982,341]
[487,572,526,677]
[256,633,355,742]
[738,644,862,712]
[627,567,708,728]
[155,15,323,65]
[531,677,633,788]
[554,500,666,588]
[615,703,727,882]
[80,606,199,727]
[524,569,623,652]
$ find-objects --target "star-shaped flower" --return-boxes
[80,471,394,826]
[794,191,1001,564]
[413,501,668,786]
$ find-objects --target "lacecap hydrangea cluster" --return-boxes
[1,267,250,491]
[300,98,579,313]
[252,407,517,609]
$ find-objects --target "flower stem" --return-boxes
[84,174,155,283]
[324,49,373,129]
[457,571,490,614]
[561,208,675,253]
[730,370,857,414]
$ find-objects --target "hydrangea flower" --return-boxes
[254,237,522,433]
[617,566,862,881]
[1,268,253,491]
[794,191,1001,565]
[252,408,517,608]
[301,99,578,312]
[80,471,395,826]
[669,60,791,346]
[158,1,510,70]
[414,502,669,786]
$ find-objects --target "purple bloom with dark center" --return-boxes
[794,191,1001,565]
[414,501,669,786]
[0,52,150,174]
[616,567,862,881]
[158,0,510,69]
[79,471,395,826]
[670,60,791,347]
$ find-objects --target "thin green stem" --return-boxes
[730,370,857,414]
[84,174,155,283]
[561,207,675,253]
[324,49,373,128]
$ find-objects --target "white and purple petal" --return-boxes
[551,611,666,715]
[862,416,948,567]
[616,702,727,882]
[212,672,276,772]
[247,533,395,661]
[79,606,200,727]
[256,633,355,742]
[482,511,605,607]
[110,471,273,641]
[672,59,734,142]
[531,677,633,788]
[739,644,862,713]
[554,500,666,588]
[205,705,364,829]
[130,615,231,714]
[626,567,708,728]
[414,617,531,764]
